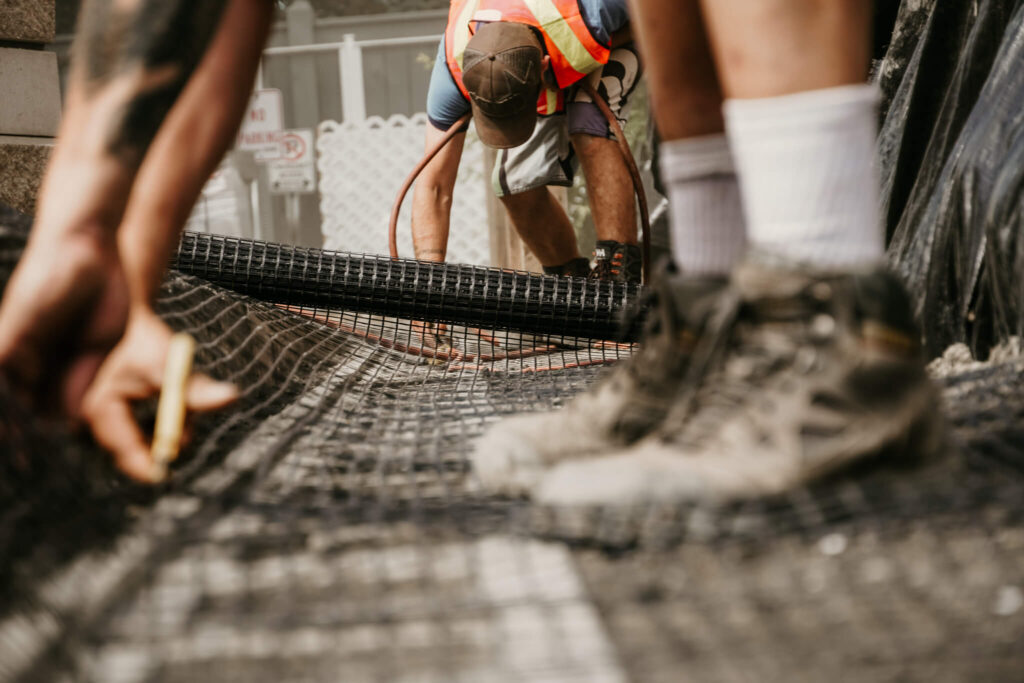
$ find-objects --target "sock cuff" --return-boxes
[723,83,884,270]
[658,134,735,182]
[724,83,881,135]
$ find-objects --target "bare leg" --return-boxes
[627,0,746,276]
[700,0,871,97]
[499,187,581,267]
[571,134,637,244]
[701,0,880,268]
[627,0,724,141]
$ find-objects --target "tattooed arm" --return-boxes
[73,0,231,166]
[110,0,272,307]
[0,0,273,481]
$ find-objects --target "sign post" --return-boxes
[267,128,318,244]
[268,129,317,195]
[237,89,285,162]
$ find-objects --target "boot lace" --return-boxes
[661,289,829,450]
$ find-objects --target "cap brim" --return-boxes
[471,102,538,150]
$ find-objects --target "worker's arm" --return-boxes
[117,0,273,309]
[0,0,267,482]
[78,0,272,482]
[76,0,271,482]
[0,0,236,412]
[411,123,466,262]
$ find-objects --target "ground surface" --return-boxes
[1,227,1023,681]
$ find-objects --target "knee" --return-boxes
[500,187,549,212]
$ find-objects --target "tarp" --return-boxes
[879,0,1024,357]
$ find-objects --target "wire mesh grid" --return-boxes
[1,218,1024,682]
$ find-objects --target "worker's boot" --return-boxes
[590,241,642,283]
[531,262,945,506]
[470,265,727,496]
[543,257,592,278]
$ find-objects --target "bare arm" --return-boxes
[73,0,233,168]
[411,123,466,262]
[0,0,270,481]
[83,0,272,481]
[117,0,273,308]
[0,0,257,406]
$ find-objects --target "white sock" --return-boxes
[725,84,885,269]
[659,134,747,276]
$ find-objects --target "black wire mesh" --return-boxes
[4,1,1024,679]
[2,205,1024,682]
[0,212,641,682]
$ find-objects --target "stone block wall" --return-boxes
[0,0,59,215]
[0,1,56,43]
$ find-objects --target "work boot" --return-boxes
[543,257,592,278]
[470,265,727,496]
[532,262,944,506]
[590,241,643,283]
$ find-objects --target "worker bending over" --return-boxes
[413,0,643,282]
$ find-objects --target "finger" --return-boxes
[88,397,159,483]
[185,374,239,412]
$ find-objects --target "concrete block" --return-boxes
[0,48,61,137]
[0,135,54,215]
[0,0,55,44]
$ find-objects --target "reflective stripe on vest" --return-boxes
[521,0,605,81]
[445,0,611,116]
[544,86,559,114]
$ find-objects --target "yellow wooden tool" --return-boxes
[151,333,195,482]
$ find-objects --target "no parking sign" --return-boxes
[268,129,317,195]
[237,89,284,162]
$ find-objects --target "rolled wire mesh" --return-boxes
[172,231,641,342]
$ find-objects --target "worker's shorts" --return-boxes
[490,43,643,197]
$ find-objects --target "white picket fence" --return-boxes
[317,113,491,265]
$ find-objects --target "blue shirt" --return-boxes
[426,0,630,130]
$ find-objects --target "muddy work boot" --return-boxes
[543,257,592,278]
[470,267,726,496]
[534,263,944,506]
[590,241,642,283]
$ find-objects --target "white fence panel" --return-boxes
[317,113,491,265]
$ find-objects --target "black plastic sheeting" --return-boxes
[879,0,1024,358]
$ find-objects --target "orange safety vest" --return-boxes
[445,0,612,116]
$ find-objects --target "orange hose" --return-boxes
[389,113,472,259]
